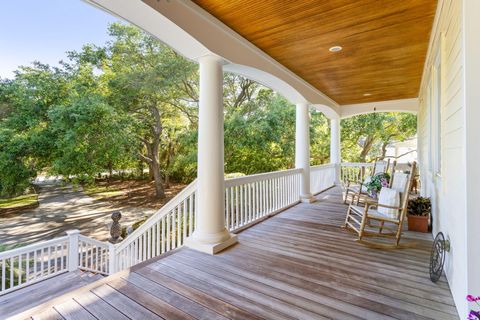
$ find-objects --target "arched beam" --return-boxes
[84,0,341,118]
[340,98,418,119]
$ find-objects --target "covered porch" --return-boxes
[12,188,457,320]
[1,0,479,318]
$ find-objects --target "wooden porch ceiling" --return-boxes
[17,188,457,320]
[192,0,437,105]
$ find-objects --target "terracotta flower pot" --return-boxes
[408,215,429,233]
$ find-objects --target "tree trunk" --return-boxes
[150,157,165,198]
[148,162,154,180]
[359,135,374,162]
[380,141,389,160]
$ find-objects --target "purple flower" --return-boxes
[468,310,480,320]
[467,295,480,302]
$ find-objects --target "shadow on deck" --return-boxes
[12,187,457,320]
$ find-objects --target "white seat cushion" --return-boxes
[350,204,398,221]
[377,187,400,219]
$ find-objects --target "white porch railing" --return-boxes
[113,180,198,271]
[0,166,336,294]
[77,235,111,275]
[310,164,336,194]
[340,162,374,183]
[225,168,302,232]
[0,236,69,295]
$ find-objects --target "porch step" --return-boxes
[0,270,104,320]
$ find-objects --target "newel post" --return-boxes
[65,229,80,272]
[108,243,116,274]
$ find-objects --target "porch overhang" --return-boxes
[84,0,341,119]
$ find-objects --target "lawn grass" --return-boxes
[0,194,39,209]
[83,184,124,199]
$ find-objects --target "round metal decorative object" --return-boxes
[430,232,449,283]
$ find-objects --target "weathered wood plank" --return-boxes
[73,290,129,320]
[136,266,261,320]
[31,307,64,320]
[107,278,194,320]
[122,272,228,320]
[148,261,293,320]
[53,299,96,320]
[91,284,161,320]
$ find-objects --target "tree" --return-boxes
[340,112,417,162]
[87,23,199,198]
[0,64,70,196]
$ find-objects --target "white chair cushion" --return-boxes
[377,187,400,219]
[391,172,408,193]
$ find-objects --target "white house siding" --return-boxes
[418,0,468,316]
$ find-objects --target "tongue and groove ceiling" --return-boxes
[191,0,437,105]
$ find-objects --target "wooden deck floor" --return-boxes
[14,188,458,320]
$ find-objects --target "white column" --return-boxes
[295,102,314,203]
[185,55,237,254]
[330,118,341,185]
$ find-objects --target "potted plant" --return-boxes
[407,197,431,232]
[364,172,390,198]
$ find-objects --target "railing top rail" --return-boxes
[78,235,110,248]
[225,168,302,187]
[115,179,197,252]
[341,162,374,167]
[0,236,69,259]
[310,163,336,170]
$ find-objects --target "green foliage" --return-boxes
[341,112,417,162]
[47,94,137,180]
[0,22,417,197]
[408,197,431,217]
[364,172,391,194]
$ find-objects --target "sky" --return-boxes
[0,0,121,79]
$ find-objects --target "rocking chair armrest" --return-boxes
[357,194,377,203]
[374,203,403,210]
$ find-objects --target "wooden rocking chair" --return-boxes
[343,162,416,248]
[343,158,392,204]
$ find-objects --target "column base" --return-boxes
[185,233,238,255]
[300,194,316,203]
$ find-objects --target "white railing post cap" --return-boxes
[65,229,80,236]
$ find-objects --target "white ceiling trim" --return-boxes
[340,98,419,119]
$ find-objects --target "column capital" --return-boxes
[196,54,227,65]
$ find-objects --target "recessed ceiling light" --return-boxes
[363,93,372,96]
[329,46,342,52]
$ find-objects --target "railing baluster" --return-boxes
[162,216,166,254]
[156,221,161,257]
[1,259,5,291]
[167,214,171,251]
[188,195,194,236]
[183,200,187,243]
[147,227,151,260]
